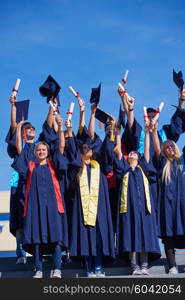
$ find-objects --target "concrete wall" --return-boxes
[0,191,16,252]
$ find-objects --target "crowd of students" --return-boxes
[5,75,185,278]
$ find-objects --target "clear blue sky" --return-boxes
[0,0,185,190]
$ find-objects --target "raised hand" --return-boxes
[9,95,16,104]
[65,118,72,129]
[78,98,85,112]
[55,114,63,129]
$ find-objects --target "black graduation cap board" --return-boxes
[15,100,30,123]
[39,75,61,105]
[90,83,101,105]
[173,69,184,91]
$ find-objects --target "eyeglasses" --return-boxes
[24,125,35,130]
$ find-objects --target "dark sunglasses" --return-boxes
[24,125,35,130]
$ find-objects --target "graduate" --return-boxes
[152,120,185,274]
[104,118,161,275]
[118,79,185,160]
[67,130,115,277]
[5,93,60,265]
[13,115,68,278]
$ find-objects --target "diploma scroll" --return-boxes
[122,70,129,84]
[143,106,149,122]
[12,78,21,96]
[153,102,164,123]
[118,82,133,102]
[67,101,75,121]
[69,86,80,100]
[49,100,58,115]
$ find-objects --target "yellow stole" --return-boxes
[120,165,151,214]
[79,160,100,226]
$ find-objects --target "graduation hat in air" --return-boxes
[173,69,184,91]
[90,83,101,105]
[117,104,125,129]
[95,108,111,124]
[15,100,30,123]
[39,75,61,102]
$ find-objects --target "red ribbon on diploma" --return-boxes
[12,88,18,92]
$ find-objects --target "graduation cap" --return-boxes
[117,104,125,129]
[15,100,30,123]
[90,83,101,105]
[39,75,61,102]
[95,108,111,124]
[173,69,184,91]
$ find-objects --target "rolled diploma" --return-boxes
[118,82,132,101]
[12,78,21,96]
[153,102,164,122]
[69,86,79,99]
[143,106,148,121]
[123,70,129,84]
[67,102,75,120]
[49,100,58,115]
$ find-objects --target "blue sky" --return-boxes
[0,0,185,190]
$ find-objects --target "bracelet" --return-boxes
[129,108,134,111]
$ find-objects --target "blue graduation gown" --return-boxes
[100,136,119,233]
[68,154,115,258]
[5,121,61,237]
[114,156,161,261]
[157,155,185,248]
[123,107,185,159]
[13,149,69,255]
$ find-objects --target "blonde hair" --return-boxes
[161,140,181,184]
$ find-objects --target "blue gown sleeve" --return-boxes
[65,137,82,168]
[52,149,68,173]
[12,149,29,179]
[76,125,102,153]
[162,108,185,142]
[122,119,142,153]
[100,136,115,174]
[5,127,18,158]
[38,120,59,155]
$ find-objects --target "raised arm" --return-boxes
[16,120,24,154]
[55,115,65,154]
[9,95,17,132]
[118,89,129,116]
[46,97,59,129]
[114,125,123,160]
[151,120,161,159]
[88,103,97,140]
[144,119,150,163]
[78,97,85,130]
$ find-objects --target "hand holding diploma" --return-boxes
[49,100,59,115]
[153,102,164,123]
[69,86,80,100]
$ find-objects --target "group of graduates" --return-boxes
[5,73,185,278]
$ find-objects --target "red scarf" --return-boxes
[23,160,64,216]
